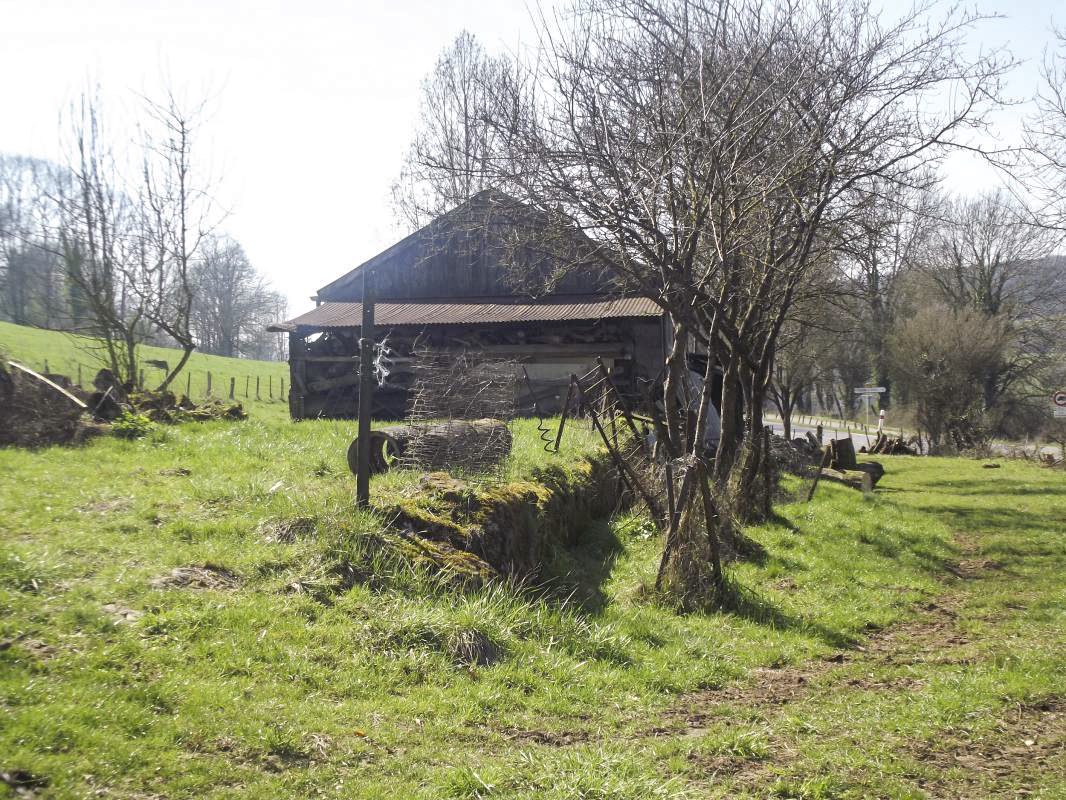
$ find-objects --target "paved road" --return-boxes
[767,418,1063,460]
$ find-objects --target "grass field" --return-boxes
[0,321,290,416]
[2,390,1065,796]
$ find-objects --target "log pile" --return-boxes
[128,390,247,423]
[817,436,886,491]
[864,431,920,456]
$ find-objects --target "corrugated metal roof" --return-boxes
[274,297,662,331]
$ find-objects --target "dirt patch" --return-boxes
[499,727,596,746]
[910,696,1066,798]
[76,496,133,514]
[159,467,192,477]
[259,516,316,543]
[0,769,49,799]
[19,639,57,660]
[946,558,1005,580]
[102,603,143,624]
[149,564,240,590]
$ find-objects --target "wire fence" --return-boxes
[28,358,288,403]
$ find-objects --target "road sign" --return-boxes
[854,386,886,394]
[1055,407,1066,418]
[1053,391,1066,408]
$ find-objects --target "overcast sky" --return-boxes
[0,0,1059,317]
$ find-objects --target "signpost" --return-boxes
[854,386,886,430]
[1053,390,1066,419]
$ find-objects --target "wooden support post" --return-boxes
[186,371,191,397]
[77,363,82,387]
[281,377,285,399]
[552,375,576,453]
[355,271,376,509]
[256,376,260,399]
[207,371,212,396]
[269,376,273,398]
[245,375,250,398]
[806,445,833,503]
[229,377,235,400]
[44,359,49,373]
[595,357,646,455]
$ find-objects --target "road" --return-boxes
[766,416,1063,460]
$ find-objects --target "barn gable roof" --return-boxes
[315,189,616,303]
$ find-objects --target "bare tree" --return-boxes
[1023,27,1066,234]
[189,234,285,358]
[769,314,835,440]
[0,155,68,328]
[397,0,1011,606]
[837,178,940,406]
[54,91,148,386]
[391,31,515,230]
[921,190,1062,424]
[137,88,217,390]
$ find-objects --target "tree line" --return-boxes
[0,87,288,389]
[392,1,1066,607]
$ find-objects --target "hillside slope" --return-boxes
[0,321,289,414]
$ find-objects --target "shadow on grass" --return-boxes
[539,518,625,613]
[717,580,858,649]
[916,477,1066,498]
[902,503,1066,538]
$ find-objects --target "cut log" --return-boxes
[347,419,512,476]
[818,460,885,491]
[829,436,857,470]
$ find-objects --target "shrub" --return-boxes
[112,410,156,439]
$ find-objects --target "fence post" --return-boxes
[77,364,82,387]
[44,359,49,373]
[269,376,273,399]
[186,371,192,397]
[229,377,235,400]
[207,371,212,396]
[245,375,250,398]
[281,377,285,399]
[256,376,260,400]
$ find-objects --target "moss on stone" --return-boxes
[374,453,622,583]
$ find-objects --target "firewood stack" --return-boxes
[866,432,920,456]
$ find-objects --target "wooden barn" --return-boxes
[271,190,669,420]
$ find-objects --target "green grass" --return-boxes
[0,320,290,417]
[1,402,1065,797]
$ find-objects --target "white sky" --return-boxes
[0,0,1060,316]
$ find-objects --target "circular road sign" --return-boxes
[1054,391,1066,408]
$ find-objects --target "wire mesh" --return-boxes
[400,348,518,478]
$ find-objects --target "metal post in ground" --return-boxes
[356,271,376,509]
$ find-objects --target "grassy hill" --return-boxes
[0,320,290,416]
[1,400,1064,797]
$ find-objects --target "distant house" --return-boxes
[271,190,669,419]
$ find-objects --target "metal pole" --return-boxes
[356,271,376,509]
